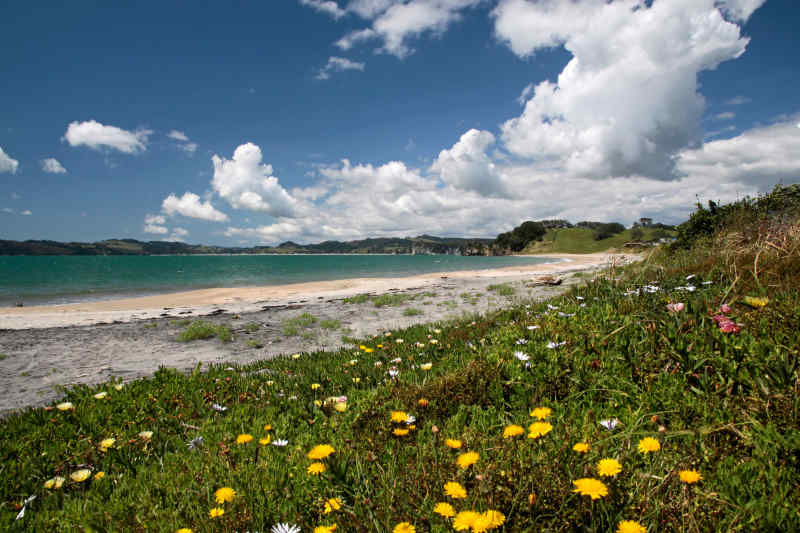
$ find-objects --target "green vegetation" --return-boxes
[0,353,7,361]
[523,226,676,254]
[342,293,371,304]
[177,321,233,343]
[245,340,263,349]
[319,319,341,330]
[169,319,192,327]
[281,313,317,336]
[1,189,799,531]
[242,322,261,333]
[371,293,416,307]
[495,220,546,251]
[487,283,515,296]
[402,308,423,317]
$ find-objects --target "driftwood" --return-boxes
[526,275,562,287]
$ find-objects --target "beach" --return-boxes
[0,253,634,414]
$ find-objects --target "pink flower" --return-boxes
[720,303,731,314]
[666,302,685,312]
[718,320,742,334]
[712,314,727,324]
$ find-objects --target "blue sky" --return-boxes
[1,0,798,245]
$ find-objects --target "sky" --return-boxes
[1,0,799,246]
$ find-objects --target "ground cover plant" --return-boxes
[1,188,799,531]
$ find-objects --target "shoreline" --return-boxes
[0,253,636,414]
[0,253,615,330]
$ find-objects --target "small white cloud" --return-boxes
[21,209,32,215]
[0,147,19,174]
[714,112,736,121]
[517,83,534,106]
[1,207,14,214]
[63,120,151,153]
[167,130,189,142]
[299,0,346,19]
[335,28,378,50]
[168,227,189,241]
[11,192,20,200]
[162,192,228,222]
[316,56,366,80]
[726,95,752,105]
[41,158,67,173]
[179,142,198,153]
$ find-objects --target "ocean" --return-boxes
[0,254,561,307]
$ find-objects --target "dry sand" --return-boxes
[0,253,635,414]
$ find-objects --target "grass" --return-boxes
[342,292,420,307]
[319,319,341,330]
[169,319,192,327]
[487,283,515,296]
[0,353,7,361]
[242,322,260,333]
[177,321,233,343]
[342,294,371,304]
[402,308,423,317]
[523,226,676,254]
[245,340,263,349]
[281,313,317,336]
[1,198,799,531]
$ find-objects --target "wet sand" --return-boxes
[0,253,635,414]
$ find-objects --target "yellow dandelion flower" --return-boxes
[456,451,480,469]
[314,526,337,533]
[393,522,415,533]
[471,513,494,533]
[503,424,524,438]
[263,424,273,431]
[420,363,433,370]
[393,428,410,436]
[418,398,429,407]
[311,383,321,390]
[679,469,702,484]
[214,487,236,503]
[56,402,74,411]
[334,401,347,412]
[527,421,553,439]
[291,353,300,359]
[259,436,271,445]
[743,296,769,308]
[618,520,647,533]
[483,510,506,528]
[209,507,224,518]
[175,529,193,533]
[364,348,374,353]
[99,438,115,451]
[236,434,254,444]
[573,442,590,453]
[638,437,660,454]
[308,462,327,475]
[391,411,410,423]
[307,444,336,460]
[93,391,108,399]
[597,458,622,477]
[433,502,456,518]
[93,471,105,480]
[43,476,65,489]
[444,481,467,499]
[530,407,552,420]
[324,497,343,514]
[444,438,463,449]
[70,469,91,483]
[572,478,609,499]
[452,511,480,531]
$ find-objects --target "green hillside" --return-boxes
[522,227,675,254]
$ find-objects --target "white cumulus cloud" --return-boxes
[430,129,509,197]
[300,0,347,18]
[41,158,67,174]
[168,130,197,153]
[211,143,298,217]
[162,192,228,222]
[168,227,189,241]
[0,147,19,174]
[63,120,151,153]
[494,0,764,180]
[143,213,168,234]
[316,56,366,80]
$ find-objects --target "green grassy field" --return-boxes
[523,227,674,254]
[1,197,798,532]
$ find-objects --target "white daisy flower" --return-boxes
[211,403,227,412]
[514,351,530,361]
[527,325,540,330]
[546,341,566,349]
[271,439,288,447]
[599,418,619,431]
[271,524,301,533]
[515,339,528,345]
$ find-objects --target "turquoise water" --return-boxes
[0,254,561,306]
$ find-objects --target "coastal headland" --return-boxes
[0,253,634,414]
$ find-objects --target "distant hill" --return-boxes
[0,236,497,256]
[521,226,676,254]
